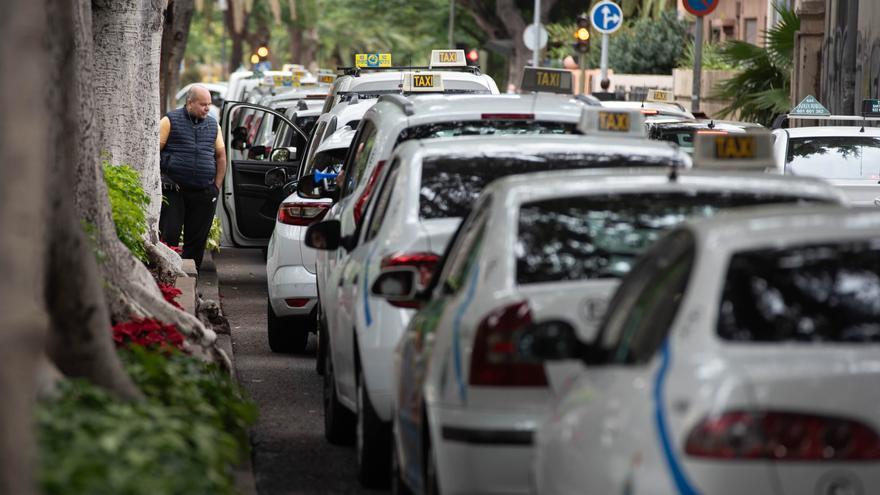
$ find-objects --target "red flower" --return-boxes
[111,317,187,353]
[157,283,183,310]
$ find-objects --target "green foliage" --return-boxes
[207,216,222,253]
[103,159,149,262]
[37,347,256,495]
[713,4,799,125]
[678,41,735,70]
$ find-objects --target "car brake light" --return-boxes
[480,113,535,120]
[640,109,660,115]
[380,252,440,308]
[696,130,728,135]
[353,160,386,225]
[685,411,880,461]
[469,301,547,387]
[277,202,329,226]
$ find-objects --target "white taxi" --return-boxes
[369,131,844,495]
[533,203,880,495]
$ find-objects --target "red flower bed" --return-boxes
[158,283,183,310]
[161,240,183,255]
[112,318,185,352]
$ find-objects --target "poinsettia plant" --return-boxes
[112,318,185,352]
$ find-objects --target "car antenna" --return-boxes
[708,119,715,129]
[668,163,679,183]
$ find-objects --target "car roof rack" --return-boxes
[377,94,415,116]
[336,65,482,77]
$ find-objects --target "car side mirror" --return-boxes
[305,220,342,251]
[270,146,298,162]
[282,180,298,196]
[371,268,423,309]
[515,320,585,362]
[297,174,322,200]
[264,167,287,188]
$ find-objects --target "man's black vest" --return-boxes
[161,107,218,189]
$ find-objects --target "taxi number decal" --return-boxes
[536,71,562,88]
[413,74,434,88]
[714,136,755,159]
[438,51,458,63]
[598,111,630,132]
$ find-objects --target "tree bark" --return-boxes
[160,0,196,114]
[0,2,51,493]
[495,0,529,88]
[226,0,247,71]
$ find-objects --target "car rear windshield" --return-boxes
[516,193,825,284]
[786,136,880,180]
[398,121,576,143]
[419,153,681,220]
[718,240,880,342]
[303,147,348,176]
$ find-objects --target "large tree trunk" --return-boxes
[288,25,303,62]
[0,2,50,493]
[496,0,529,88]
[226,2,246,71]
[301,26,319,68]
[160,0,196,114]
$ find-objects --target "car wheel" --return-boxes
[356,367,391,488]
[391,431,413,495]
[267,298,309,353]
[323,347,355,444]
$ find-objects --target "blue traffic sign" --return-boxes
[590,1,623,34]
[682,0,720,17]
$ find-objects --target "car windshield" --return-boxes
[516,192,827,284]
[786,136,880,180]
[654,128,695,152]
[419,153,683,220]
[398,121,576,143]
[718,239,880,342]
[303,147,348,176]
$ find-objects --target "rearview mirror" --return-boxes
[305,220,342,251]
[515,320,584,362]
[270,146,298,162]
[264,167,287,188]
[371,268,423,309]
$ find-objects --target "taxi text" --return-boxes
[598,112,630,132]
[413,74,434,88]
[714,136,755,159]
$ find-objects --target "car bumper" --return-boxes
[268,265,317,317]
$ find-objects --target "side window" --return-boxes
[341,120,377,198]
[439,202,491,294]
[298,121,327,178]
[363,160,400,243]
[598,230,695,364]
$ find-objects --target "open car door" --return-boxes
[219,102,309,247]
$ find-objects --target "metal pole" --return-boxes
[532,0,541,66]
[448,0,456,49]
[692,16,703,112]
[600,33,609,82]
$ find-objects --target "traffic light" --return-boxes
[574,14,590,53]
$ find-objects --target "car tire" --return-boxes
[391,431,413,495]
[356,367,391,488]
[323,347,355,444]
[267,298,309,353]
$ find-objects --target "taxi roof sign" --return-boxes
[578,107,646,137]
[402,72,444,92]
[262,74,298,87]
[790,95,830,117]
[430,49,467,67]
[645,89,673,104]
[520,67,573,95]
[355,53,392,68]
[862,99,880,118]
[692,130,775,170]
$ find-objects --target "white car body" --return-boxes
[772,126,880,206]
[535,205,880,495]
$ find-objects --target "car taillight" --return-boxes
[353,160,386,225]
[379,252,439,308]
[277,202,329,226]
[685,411,880,461]
[469,301,547,387]
[480,113,535,120]
[640,109,660,115]
[696,130,728,135]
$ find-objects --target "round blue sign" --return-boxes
[590,1,623,34]
[683,0,720,17]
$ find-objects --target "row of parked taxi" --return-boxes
[211,50,880,495]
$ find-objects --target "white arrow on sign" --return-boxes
[590,1,623,34]
[601,5,620,29]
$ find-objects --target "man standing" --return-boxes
[159,85,226,269]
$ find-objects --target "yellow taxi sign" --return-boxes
[282,63,305,73]
[430,49,467,67]
[263,74,297,87]
[577,108,646,137]
[693,130,775,170]
[520,67,573,95]
[355,53,392,68]
[403,72,444,92]
[645,89,673,104]
[318,74,336,84]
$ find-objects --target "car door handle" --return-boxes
[874,196,880,207]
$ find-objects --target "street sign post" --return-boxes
[590,1,623,87]
[523,23,549,51]
[684,0,719,113]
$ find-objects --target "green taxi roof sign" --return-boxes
[790,95,830,117]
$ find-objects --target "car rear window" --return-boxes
[786,136,880,180]
[419,153,681,220]
[718,240,880,343]
[398,121,576,143]
[516,193,824,284]
[303,147,348,176]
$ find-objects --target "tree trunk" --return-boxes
[0,2,50,492]
[160,0,196,114]
[495,0,529,88]
[226,2,246,71]
[301,26,319,69]
[288,25,303,62]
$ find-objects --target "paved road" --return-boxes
[215,248,382,495]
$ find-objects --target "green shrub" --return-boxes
[678,41,735,70]
[37,347,256,495]
[103,159,150,262]
[206,216,222,253]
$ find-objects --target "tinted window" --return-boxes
[440,204,490,294]
[398,121,576,144]
[718,240,880,342]
[786,136,880,179]
[516,193,827,284]
[298,121,327,178]
[295,115,318,135]
[307,148,347,176]
[364,161,400,242]
[419,153,682,220]
[341,120,377,197]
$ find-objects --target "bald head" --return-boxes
[185,85,212,120]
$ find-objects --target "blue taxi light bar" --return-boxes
[692,130,775,171]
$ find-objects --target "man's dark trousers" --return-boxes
[159,184,218,269]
